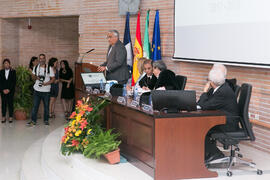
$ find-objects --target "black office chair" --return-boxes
[175,75,187,90]
[226,78,241,97]
[206,83,263,176]
[234,84,241,99]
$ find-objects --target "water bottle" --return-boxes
[109,81,114,89]
[100,79,104,92]
[122,84,127,97]
[149,94,153,107]
[134,87,138,101]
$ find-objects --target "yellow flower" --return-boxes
[87,129,92,135]
[76,114,81,121]
[64,136,70,143]
[71,120,76,126]
[75,130,82,136]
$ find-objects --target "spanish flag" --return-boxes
[131,11,143,86]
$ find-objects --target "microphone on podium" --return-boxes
[86,48,95,54]
[77,48,95,63]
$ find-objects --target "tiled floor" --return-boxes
[1,118,270,180]
[193,143,270,180]
[0,118,65,180]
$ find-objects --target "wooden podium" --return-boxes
[74,62,99,100]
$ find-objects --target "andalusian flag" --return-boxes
[143,10,150,59]
[152,10,161,61]
[131,11,143,86]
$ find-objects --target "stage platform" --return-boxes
[20,126,153,180]
[0,119,268,180]
[20,125,270,180]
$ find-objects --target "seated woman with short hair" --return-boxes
[138,58,157,90]
[139,60,179,105]
[152,60,180,90]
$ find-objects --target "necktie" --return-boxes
[147,76,151,85]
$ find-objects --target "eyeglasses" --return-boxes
[107,35,116,39]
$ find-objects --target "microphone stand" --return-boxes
[76,49,95,63]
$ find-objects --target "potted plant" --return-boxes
[14,66,33,120]
[61,97,108,156]
[83,129,121,164]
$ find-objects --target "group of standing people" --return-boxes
[0,53,75,126]
[27,54,75,126]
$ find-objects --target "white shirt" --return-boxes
[134,73,151,93]
[32,65,55,92]
[147,75,153,79]
[5,69,10,80]
[213,86,221,94]
[134,72,146,90]
[108,46,113,56]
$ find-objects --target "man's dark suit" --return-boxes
[139,74,157,90]
[0,69,16,118]
[198,82,240,159]
[101,40,129,84]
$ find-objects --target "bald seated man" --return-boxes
[211,63,238,93]
[198,68,240,163]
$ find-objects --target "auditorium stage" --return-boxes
[0,119,270,180]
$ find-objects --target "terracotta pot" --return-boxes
[14,110,27,120]
[104,148,120,164]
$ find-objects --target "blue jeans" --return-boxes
[31,90,50,123]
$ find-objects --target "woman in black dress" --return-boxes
[28,56,39,94]
[59,60,74,118]
[28,56,38,72]
[49,57,59,118]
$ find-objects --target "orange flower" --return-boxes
[86,107,93,112]
[79,120,88,130]
[70,112,76,118]
[61,135,67,143]
[78,110,85,116]
[82,139,89,147]
[77,100,83,106]
[64,127,69,133]
[71,140,79,147]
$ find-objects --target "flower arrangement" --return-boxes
[61,97,107,156]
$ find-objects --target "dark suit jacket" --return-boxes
[101,40,130,84]
[139,74,157,90]
[154,69,180,90]
[0,68,16,95]
[198,82,240,131]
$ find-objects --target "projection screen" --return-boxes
[173,0,270,67]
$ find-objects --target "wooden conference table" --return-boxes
[76,90,226,180]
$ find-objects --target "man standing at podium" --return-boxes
[97,30,130,84]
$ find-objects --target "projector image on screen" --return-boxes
[174,0,270,67]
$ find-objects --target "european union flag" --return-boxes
[151,10,161,61]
